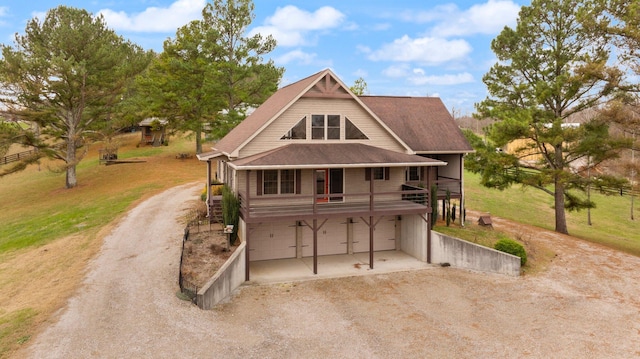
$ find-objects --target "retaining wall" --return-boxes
[431,231,521,276]
[196,241,246,309]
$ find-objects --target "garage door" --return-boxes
[302,218,347,257]
[353,217,396,253]
[249,222,296,261]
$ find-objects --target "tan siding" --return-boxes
[238,167,406,206]
[240,98,406,158]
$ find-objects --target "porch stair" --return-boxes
[209,195,223,225]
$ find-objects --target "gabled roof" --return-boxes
[359,96,473,154]
[138,117,168,126]
[213,69,410,158]
[228,143,445,170]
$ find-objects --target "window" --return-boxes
[280,169,295,194]
[365,167,389,181]
[311,114,341,140]
[263,170,279,195]
[261,169,296,195]
[312,114,325,139]
[327,115,340,139]
[345,117,368,139]
[372,167,384,180]
[281,117,306,140]
[406,167,420,181]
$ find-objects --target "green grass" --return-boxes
[0,132,206,358]
[464,170,640,256]
[0,308,37,358]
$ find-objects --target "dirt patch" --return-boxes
[180,228,238,287]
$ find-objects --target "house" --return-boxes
[138,117,168,146]
[197,69,473,281]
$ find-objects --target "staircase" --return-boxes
[209,195,223,225]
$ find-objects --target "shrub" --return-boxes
[430,184,438,225]
[494,239,527,266]
[221,185,240,245]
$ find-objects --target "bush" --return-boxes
[494,239,527,266]
[221,185,240,245]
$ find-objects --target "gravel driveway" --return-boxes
[24,183,640,358]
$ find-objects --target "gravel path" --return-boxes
[25,184,640,358]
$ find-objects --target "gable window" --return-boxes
[345,117,368,139]
[281,116,306,140]
[312,114,340,140]
[259,169,299,195]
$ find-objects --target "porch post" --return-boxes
[206,160,212,218]
[460,154,465,228]
[369,167,374,270]
[312,170,318,274]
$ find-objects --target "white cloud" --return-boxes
[369,35,471,65]
[275,49,317,65]
[393,1,520,37]
[353,69,368,78]
[382,64,411,78]
[408,72,474,85]
[98,0,205,32]
[397,4,458,23]
[250,6,345,47]
[430,0,520,37]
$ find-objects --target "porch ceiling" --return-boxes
[228,143,446,170]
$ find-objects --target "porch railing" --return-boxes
[434,176,462,197]
[237,186,431,221]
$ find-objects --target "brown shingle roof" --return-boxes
[228,143,445,170]
[359,96,473,153]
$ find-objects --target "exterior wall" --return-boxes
[434,154,460,179]
[399,214,429,261]
[431,231,521,276]
[237,167,407,205]
[240,98,407,158]
[196,240,246,309]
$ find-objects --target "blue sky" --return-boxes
[0,0,528,114]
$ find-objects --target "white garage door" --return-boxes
[302,218,347,257]
[353,217,396,253]
[249,222,296,261]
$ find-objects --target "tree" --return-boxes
[0,6,150,188]
[135,20,226,154]
[204,0,282,139]
[350,77,369,95]
[135,0,282,152]
[474,0,627,234]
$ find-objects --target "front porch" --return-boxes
[238,187,431,223]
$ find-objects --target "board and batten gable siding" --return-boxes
[239,98,407,158]
[237,167,407,207]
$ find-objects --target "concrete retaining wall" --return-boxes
[431,231,521,276]
[197,241,246,309]
[400,214,429,261]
